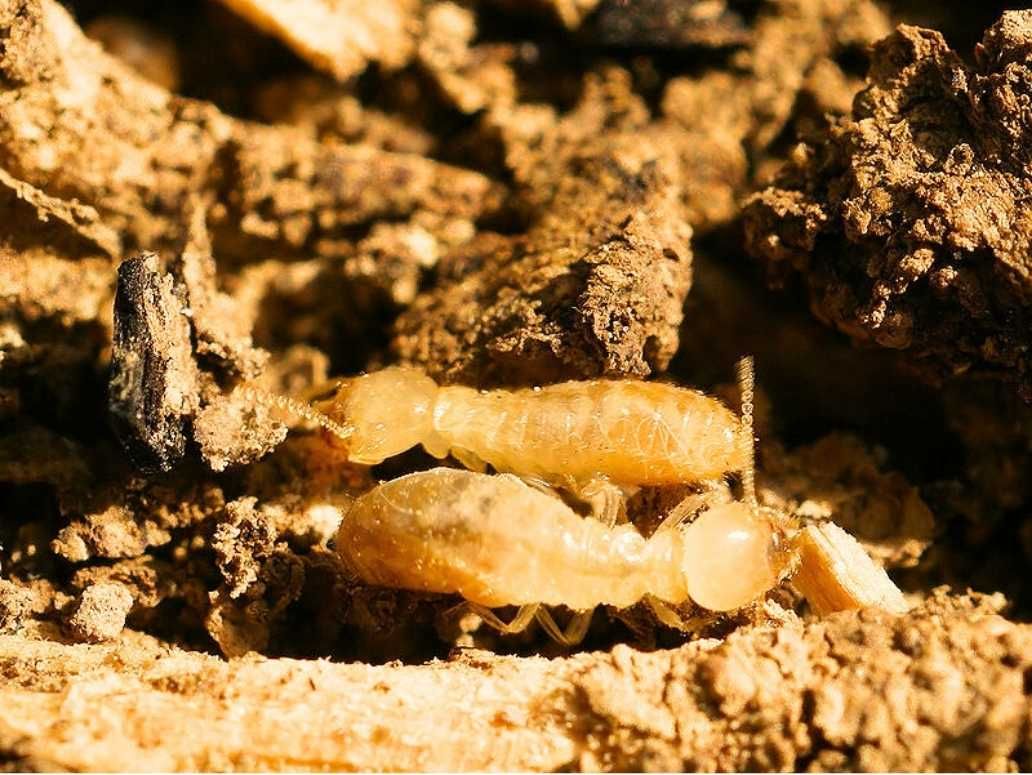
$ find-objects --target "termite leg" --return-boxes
[469,603,539,636]
[655,494,705,534]
[644,595,704,634]
[565,612,594,646]
[566,477,627,527]
[534,607,594,647]
[510,474,626,526]
[450,447,489,473]
[655,481,727,533]
[515,475,557,496]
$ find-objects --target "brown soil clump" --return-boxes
[66,582,134,643]
[393,114,695,384]
[745,12,1032,397]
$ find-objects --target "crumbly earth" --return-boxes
[1,593,1028,771]
[1,0,1030,771]
[745,12,1032,397]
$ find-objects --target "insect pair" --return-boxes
[244,359,808,646]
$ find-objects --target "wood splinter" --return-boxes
[791,522,909,616]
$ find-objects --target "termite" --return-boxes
[241,362,749,500]
[336,467,792,645]
[333,359,795,645]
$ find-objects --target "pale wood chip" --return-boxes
[792,522,909,616]
[217,0,420,81]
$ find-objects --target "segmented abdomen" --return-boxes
[337,468,677,610]
[433,380,746,485]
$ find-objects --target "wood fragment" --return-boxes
[792,522,909,616]
[109,254,199,474]
[216,0,420,81]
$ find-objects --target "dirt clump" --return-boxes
[66,582,134,643]
[763,433,936,569]
[393,108,695,385]
[0,580,34,635]
[745,12,1032,398]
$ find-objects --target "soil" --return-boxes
[1,0,1030,771]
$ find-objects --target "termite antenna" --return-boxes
[736,355,757,508]
[237,384,354,442]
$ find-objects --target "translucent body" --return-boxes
[317,367,747,485]
[337,468,785,612]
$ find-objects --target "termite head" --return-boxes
[680,501,792,611]
[677,355,796,612]
[313,366,439,465]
